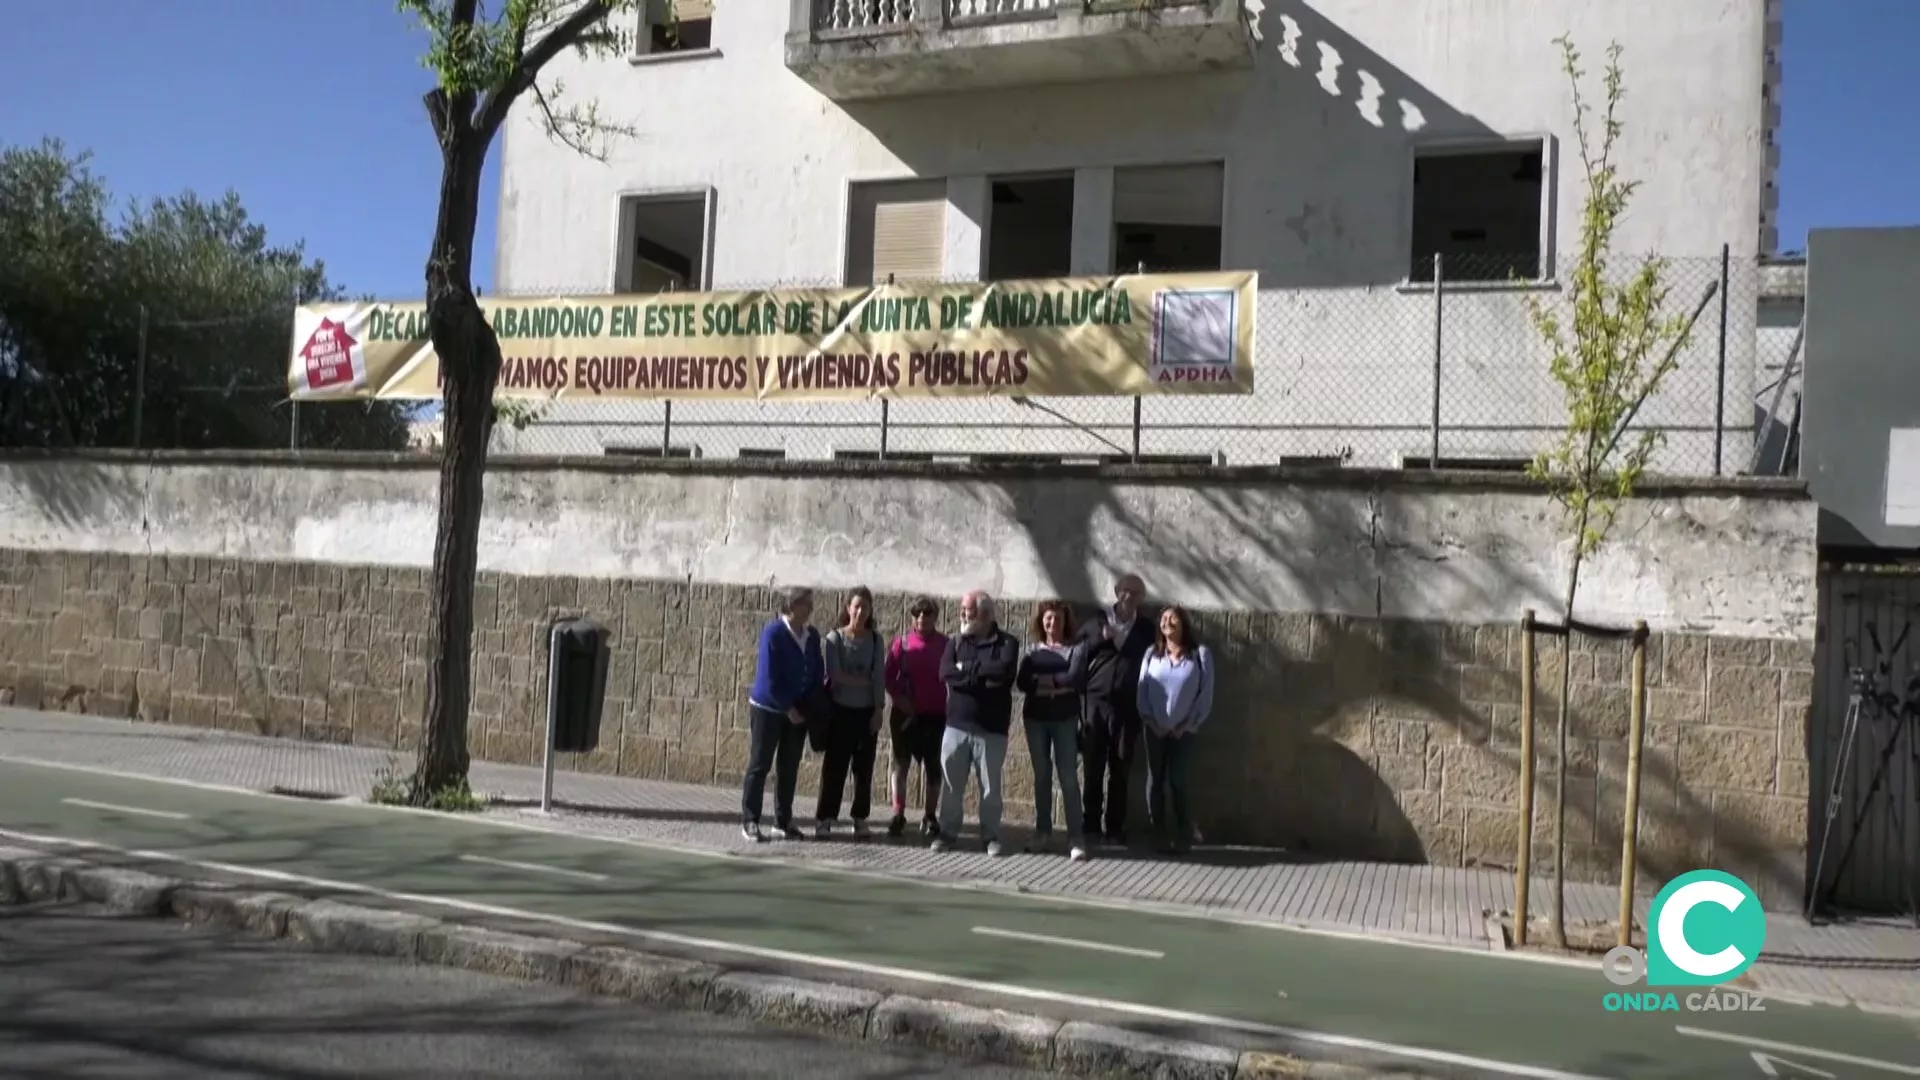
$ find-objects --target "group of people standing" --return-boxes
[739,574,1217,860]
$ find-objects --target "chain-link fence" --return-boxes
[485,251,1801,477]
[0,304,413,454]
[25,250,1806,478]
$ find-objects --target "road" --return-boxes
[1,759,1915,1080]
[0,903,1051,1079]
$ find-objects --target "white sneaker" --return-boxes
[852,820,871,839]
[1068,843,1089,862]
[985,840,1005,858]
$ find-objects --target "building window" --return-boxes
[845,179,947,285]
[1111,163,1224,274]
[614,192,710,292]
[1409,141,1546,283]
[640,0,712,54]
[985,174,1074,281]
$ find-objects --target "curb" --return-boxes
[0,846,1437,1079]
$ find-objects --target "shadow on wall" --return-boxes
[2,457,149,534]
[837,0,1495,290]
[966,473,1807,906]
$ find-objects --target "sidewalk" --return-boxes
[4,707,1918,1015]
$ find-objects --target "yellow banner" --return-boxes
[287,271,1256,401]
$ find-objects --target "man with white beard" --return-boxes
[932,590,1021,856]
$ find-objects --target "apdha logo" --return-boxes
[1600,869,1769,1014]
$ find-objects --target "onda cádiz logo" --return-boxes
[1601,869,1770,1014]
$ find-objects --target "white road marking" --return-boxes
[458,853,609,883]
[60,798,189,821]
[0,754,1617,974]
[1675,1026,1920,1075]
[0,825,1604,1080]
[1752,1050,1836,1077]
[971,925,1164,959]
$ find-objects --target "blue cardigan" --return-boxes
[748,616,824,713]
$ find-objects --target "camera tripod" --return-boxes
[1806,619,1920,925]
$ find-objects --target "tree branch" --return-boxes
[474,0,616,141]
[424,88,457,147]
[525,82,638,161]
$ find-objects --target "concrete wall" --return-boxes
[0,453,1818,907]
[485,0,1769,471]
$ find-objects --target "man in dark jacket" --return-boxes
[1078,573,1156,846]
[933,589,1020,856]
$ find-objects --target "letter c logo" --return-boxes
[1657,879,1747,979]
[1644,870,1766,987]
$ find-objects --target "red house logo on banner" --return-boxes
[299,318,362,392]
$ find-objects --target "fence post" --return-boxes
[1429,252,1444,469]
[133,304,149,450]
[662,401,674,456]
[289,401,301,450]
[1713,242,1731,475]
[1515,608,1537,948]
[879,399,890,460]
[1618,621,1650,948]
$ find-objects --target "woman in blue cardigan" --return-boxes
[741,586,826,842]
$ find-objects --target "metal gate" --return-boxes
[1809,563,1920,915]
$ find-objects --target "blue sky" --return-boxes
[1,0,1912,298]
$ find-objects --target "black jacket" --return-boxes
[941,626,1021,737]
[1078,605,1157,712]
[1015,642,1088,725]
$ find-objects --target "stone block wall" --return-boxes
[0,546,1814,907]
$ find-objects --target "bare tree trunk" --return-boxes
[409,131,500,804]
[1549,532,1588,950]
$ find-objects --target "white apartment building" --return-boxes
[491,0,1785,472]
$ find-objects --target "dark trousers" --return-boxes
[1143,728,1197,845]
[1081,696,1140,837]
[888,708,945,821]
[816,702,879,821]
[741,705,807,827]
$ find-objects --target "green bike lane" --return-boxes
[2,760,1914,1080]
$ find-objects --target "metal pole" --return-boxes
[541,621,562,813]
[662,400,674,456]
[1429,252,1443,469]
[1618,621,1650,948]
[1515,609,1537,948]
[1132,261,1145,466]
[289,401,301,450]
[879,399,890,461]
[133,304,148,449]
[1713,243,1731,475]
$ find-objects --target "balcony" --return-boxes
[785,0,1254,101]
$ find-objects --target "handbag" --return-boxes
[803,628,835,753]
[802,684,834,753]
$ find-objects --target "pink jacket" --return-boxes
[885,630,950,716]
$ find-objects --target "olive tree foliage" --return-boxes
[0,139,407,451]
[1523,36,1700,947]
[393,0,661,805]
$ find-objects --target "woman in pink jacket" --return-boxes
[883,595,949,839]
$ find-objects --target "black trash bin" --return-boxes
[545,617,611,755]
